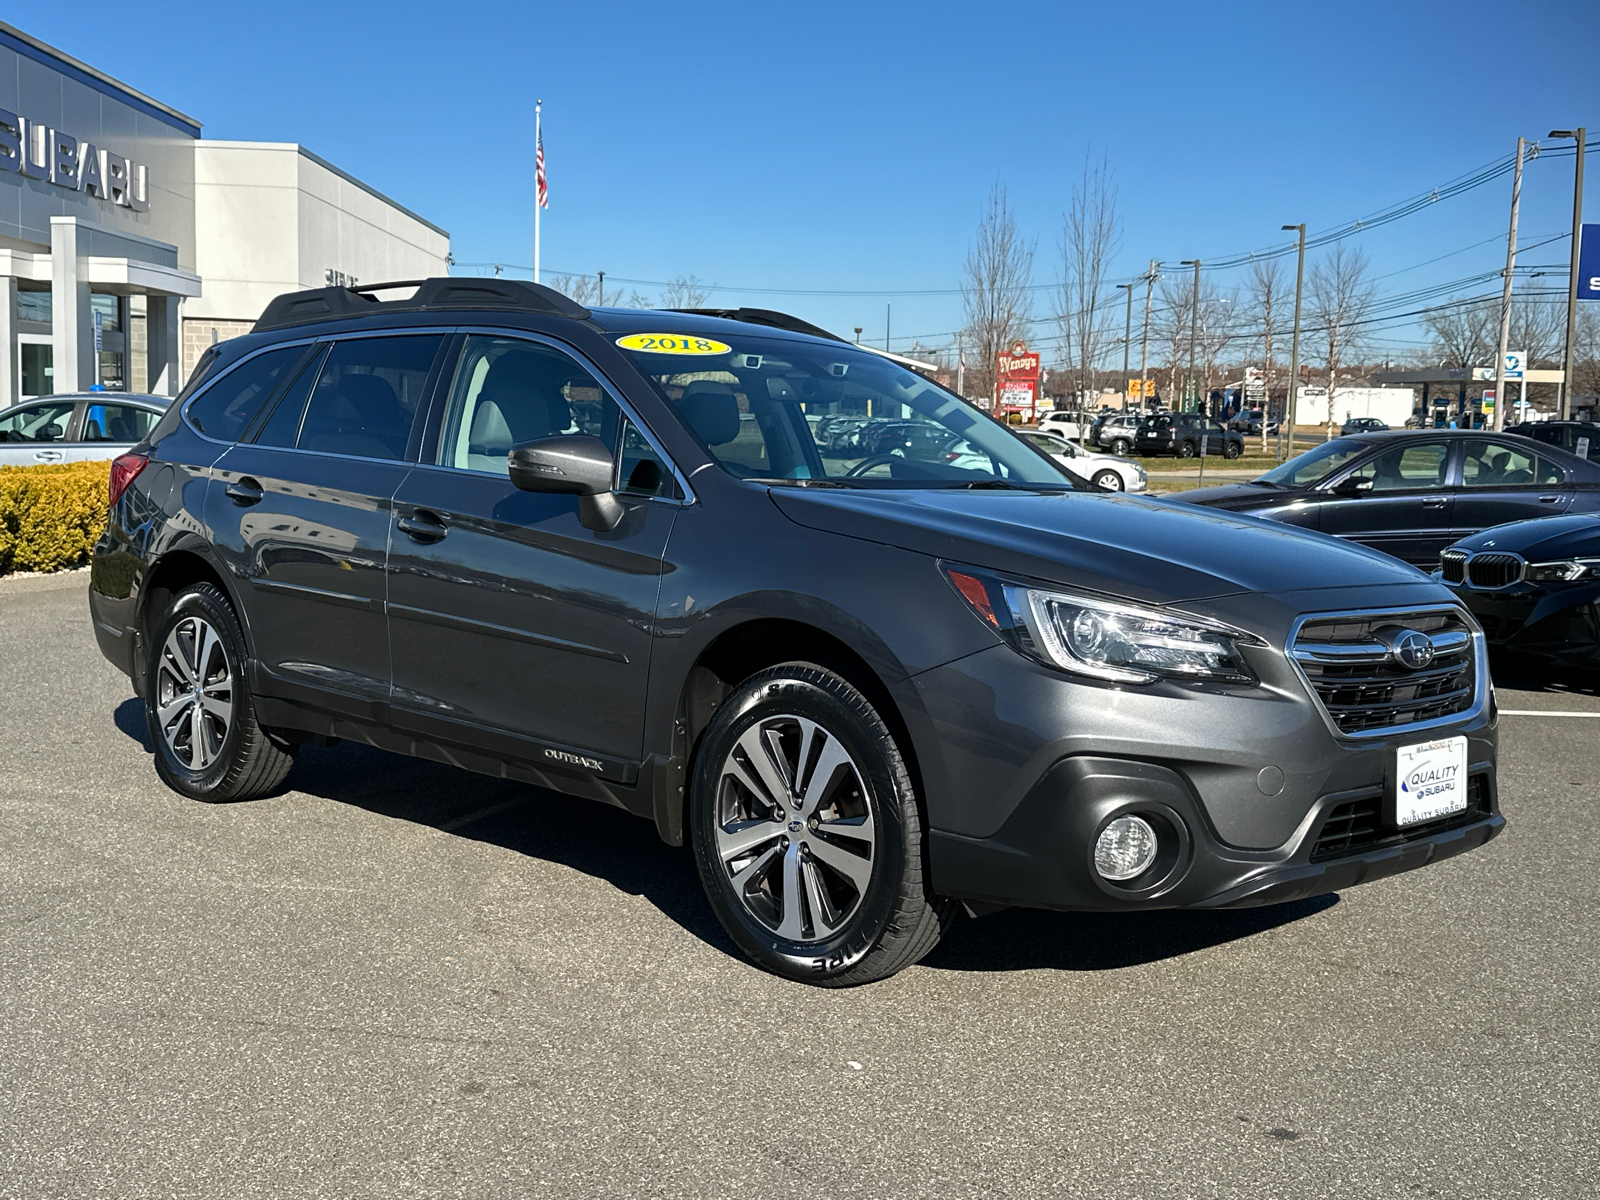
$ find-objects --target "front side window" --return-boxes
[616,330,1074,488]
[1344,442,1449,492]
[81,403,161,443]
[436,335,676,498]
[185,345,306,442]
[0,400,74,443]
[1461,439,1563,487]
[296,335,443,460]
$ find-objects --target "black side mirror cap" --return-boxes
[508,434,624,532]
[1333,476,1375,496]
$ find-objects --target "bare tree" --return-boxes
[1158,276,1192,407]
[1246,258,1285,451]
[1424,298,1496,368]
[1055,154,1120,407]
[545,273,603,305]
[1197,285,1235,413]
[1306,245,1378,438]
[961,183,1035,408]
[1509,297,1566,365]
[660,275,712,308]
[1572,305,1600,398]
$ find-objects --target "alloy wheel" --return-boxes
[155,616,234,771]
[713,714,876,943]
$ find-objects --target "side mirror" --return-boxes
[508,434,624,532]
[1333,475,1375,497]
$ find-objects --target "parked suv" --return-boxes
[91,278,1503,986]
[1087,411,1144,456]
[1135,412,1245,458]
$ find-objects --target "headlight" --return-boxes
[1525,558,1600,582]
[943,565,1260,685]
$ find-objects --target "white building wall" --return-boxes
[1296,386,1417,427]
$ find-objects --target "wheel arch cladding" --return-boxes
[140,549,249,665]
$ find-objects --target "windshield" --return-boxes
[616,329,1076,488]
[1256,439,1373,487]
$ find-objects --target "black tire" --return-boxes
[689,664,953,987]
[1222,440,1242,460]
[1110,437,1132,457]
[1091,469,1124,491]
[1178,440,1197,459]
[145,583,295,803]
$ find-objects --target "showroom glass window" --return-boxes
[436,335,674,498]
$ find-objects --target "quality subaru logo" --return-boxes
[1392,630,1436,670]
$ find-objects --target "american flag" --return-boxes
[535,128,548,209]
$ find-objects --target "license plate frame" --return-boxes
[1393,736,1469,827]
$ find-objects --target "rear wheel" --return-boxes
[1109,437,1132,457]
[146,583,295,803]
[1092,469,1124,491]
[689,664,952,986]
[1222,440,1242,460]
[1178,440,1197,458]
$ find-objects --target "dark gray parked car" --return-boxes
[89,279,1502,986]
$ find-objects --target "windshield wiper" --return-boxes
[944,478,1058,491]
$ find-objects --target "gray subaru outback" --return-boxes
[89,278,1502,985]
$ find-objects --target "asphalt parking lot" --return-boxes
[2,571,1597,1200]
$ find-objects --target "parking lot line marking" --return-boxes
[440,798,526,832]
[1498,709,1600,718]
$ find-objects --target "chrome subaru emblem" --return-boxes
[1391,629,1436,671]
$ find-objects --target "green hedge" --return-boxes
[0,460,111,575]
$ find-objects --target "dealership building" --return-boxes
[0,21,449,405]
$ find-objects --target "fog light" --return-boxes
[1095,815,1158,881]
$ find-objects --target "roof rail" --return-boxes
[667,307,848,344]
[253,277,590,333]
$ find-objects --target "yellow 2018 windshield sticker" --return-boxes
[616,333,731,355]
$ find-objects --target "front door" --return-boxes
[207,332,448,715]
[1452,437,1572,537]
[386,333,681,780]
[1316,440,1454,566]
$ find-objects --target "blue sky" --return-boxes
[18,0,1599,360]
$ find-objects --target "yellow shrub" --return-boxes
[0,460,111,574]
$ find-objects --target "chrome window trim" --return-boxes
[1285,603,1490,742]
[447,325,696,506]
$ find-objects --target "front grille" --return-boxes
[1310,774,1492,862]
[1293,608,1478,735]
[1440,550,1467,584]
[1466,553,1523,589]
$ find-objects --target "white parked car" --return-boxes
[947,430,1147,491]
[0,393,168,467]
[1037,410,1085,440]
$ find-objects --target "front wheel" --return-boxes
[1222,440,1242,460]
[1109,437,1132,457]
[689,664,951,986]
[146,583,295,803]
[1092,469,1124,491]
[1178,440,1197,459]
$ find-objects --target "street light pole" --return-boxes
[1181,259,1201,414]
[1116,282,1134,410]
[1550,128,1587,419]
[1492,138,1526,433]
[597,270,605,306]
[1281,224,1307,462]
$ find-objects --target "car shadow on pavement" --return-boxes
[1489,656,1600,696]
[112,698,1341,975]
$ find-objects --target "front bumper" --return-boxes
[1446,578,1600,667]
[927,753,1502,912]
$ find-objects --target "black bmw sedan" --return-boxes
[1439,513,1600,669]
[1173,430,1600,567]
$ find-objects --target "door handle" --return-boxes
[397,513,448,542]
[225,478,264,506]
[33,449,63,463]
[1421,497,1447,508]
[1539,495,1560,504]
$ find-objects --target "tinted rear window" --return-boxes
[185,346,306,442]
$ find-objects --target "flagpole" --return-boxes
[533,99,542,284]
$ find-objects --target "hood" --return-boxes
[1169,482,1290,511]
[768,488,1425,605]
[1455,513,1600,560]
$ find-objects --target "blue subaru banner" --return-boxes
[1580,223,1600,301]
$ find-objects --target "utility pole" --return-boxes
[1550,128,1587,418]
[955,331,964,398]
[885,303,892,352]
[1139,260,1158,411]
[1116,282,1134,411]
[1280,224,1307,462]
[1492,138,1526,433]
[1181,259,1201,414]
[597,271,605,306]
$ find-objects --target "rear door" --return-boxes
[207,332,449,716]
[1452,437,1571,537]
[1316,439,1454,566]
